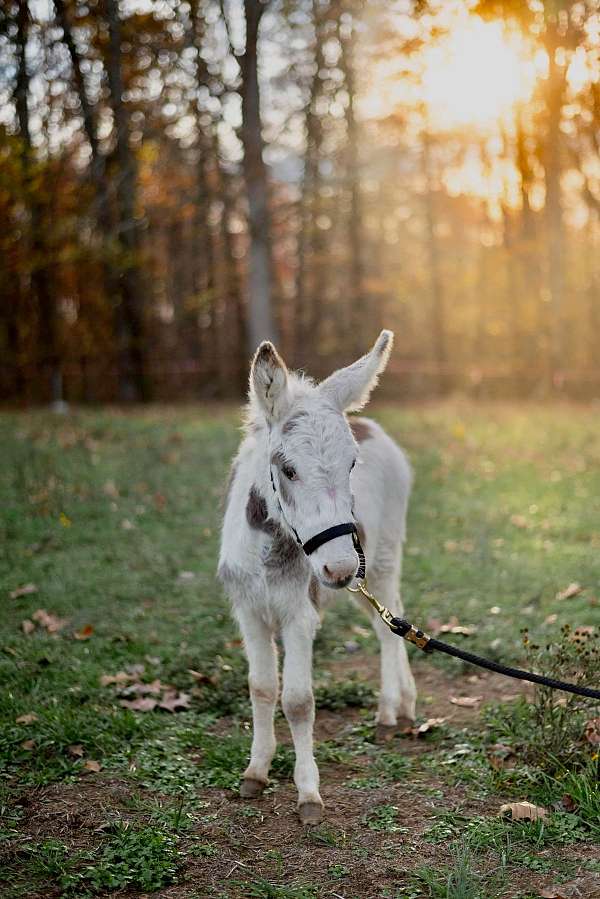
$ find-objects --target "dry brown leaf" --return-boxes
[83,759,101,773]
[119,697,158,712]
[16,713,38,725]
[499,801,548,822]
[539,874,600,898]
[510,514,529,529]
[68,744,84,758]
[427,616,476,637]
[487,743,516,771]
[32,608,69,633]
[449,695,482,708]
[124,679,163,695]
[10,583,38,600]
[556,582,582,601]
[584,717,600,746]
[73,624,94,641]
[158,691,191,713]
[21,739,35,751]
[100,671,132,687]
[561,793,577,813]
[403,717,447,737]
[21,619,35,635]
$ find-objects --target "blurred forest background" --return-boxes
[1,0,599,404]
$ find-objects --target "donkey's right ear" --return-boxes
[250,341,291,422]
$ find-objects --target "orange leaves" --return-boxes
[73,624,94,641]
[556,582,583,601]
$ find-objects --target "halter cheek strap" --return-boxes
[269,467,366,581]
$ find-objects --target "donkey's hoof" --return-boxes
[298,801,324,825]
[375,723,398,743]
[240,777,266,799]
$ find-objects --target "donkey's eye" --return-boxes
[282,464,298,482]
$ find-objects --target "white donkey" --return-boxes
[218,330,416,824]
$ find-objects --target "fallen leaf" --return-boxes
[403,717,447,737]
[158,691,191,713]
[539,874,600,898]
[561,793,577,812]
[556,582,582,601]
[510,514,529,529]
[177,571,195,583]
[32,608,69,633]
[68,744,84,758]
[21,619,35,635]
[499,801,548,822]
[10,583,38,600]
[102,480,119,498]
[545,613,558,624]
[100,671,132,686]
[121,519,134,530]
[73,624,94,641]
[83,760,101,773]
[187,669,218,685]
[449,695,482,708]
[119,697,158,712]
[122,679,163,696]
[487,743,516,771]
[584,717,600,746]
[16,713,38,725]
[21,739,35,750]
[153,492,167,511]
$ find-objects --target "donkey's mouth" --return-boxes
[320,573,354,590]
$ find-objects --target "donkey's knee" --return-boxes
[282,691,314,726]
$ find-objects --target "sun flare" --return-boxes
[422,18,541,130]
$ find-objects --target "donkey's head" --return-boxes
[250,330,393,588]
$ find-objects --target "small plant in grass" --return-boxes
[190,841,219,858]
[314,677,375,710]
[61,820,180,894]
[493,625,600,771]
[234,878,318,898]
[363,804,408,833]
[307,823,348,848]
[328,863,350,879]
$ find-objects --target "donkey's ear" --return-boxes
[319,330,394,412]
[250,341,291,422]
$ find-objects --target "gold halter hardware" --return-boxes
[346,578,397,630]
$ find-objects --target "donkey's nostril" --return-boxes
[322,561,357,588]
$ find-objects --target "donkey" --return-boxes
[218,330,416,824]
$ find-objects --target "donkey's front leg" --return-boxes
[281,612,323,824]
[236,607,278,798]
[370,571,417,739]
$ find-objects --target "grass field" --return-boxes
[1,401,599,898]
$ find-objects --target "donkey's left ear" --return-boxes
[319,330,394,412]
[250,340,292,422]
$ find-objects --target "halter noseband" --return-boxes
[269,466,366,581]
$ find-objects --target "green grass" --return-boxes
[1,401,599,896]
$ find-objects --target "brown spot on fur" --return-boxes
[250,683,277,705]
[283,696,313,724]
[282,411,308,434]
[270,449,287,468]
[308,576,321,611]
[246,486,270,531]
[349,418,372,443]
[265,529,303,575]
[246,487,305,580]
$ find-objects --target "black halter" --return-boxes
[269,467,366,581]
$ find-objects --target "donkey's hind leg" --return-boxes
[369,558,416,738]
[236,606,278,798]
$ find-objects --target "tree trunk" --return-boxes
[422,129,446,393]
[240,0,277,352]
[16,1,60,405]
[339,11,364,356]
[543,21,566,384]
[105,0,148,401]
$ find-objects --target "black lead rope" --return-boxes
[389,615,600,700]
